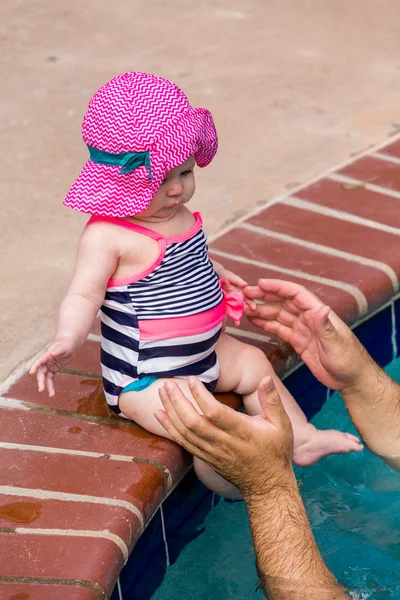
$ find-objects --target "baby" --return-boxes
[30,72,362,497]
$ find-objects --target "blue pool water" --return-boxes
[152,357,400,599]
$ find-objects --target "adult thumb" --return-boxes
[257,376,289,427]
[314,305,338,340]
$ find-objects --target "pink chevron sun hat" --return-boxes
[63,72,218,217]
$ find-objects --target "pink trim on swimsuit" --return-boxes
[108,240,167,286]
[164,212,202,243]
[85,212,202,286]
[139,304,225,341]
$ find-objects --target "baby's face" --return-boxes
[135,156,196,221]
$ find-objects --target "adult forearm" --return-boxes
[341,353,400,460]
[245,471,347,600]
[55,292,100,348]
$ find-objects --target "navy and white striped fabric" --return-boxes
[99,217,224,413]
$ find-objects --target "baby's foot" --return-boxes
[293,423,363,467]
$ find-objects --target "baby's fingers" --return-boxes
[229,275,247,288]
[36,366,48,393]
[46,372,56,397]
[29,353,51,376]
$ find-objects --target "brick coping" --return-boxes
[2,134,400,598]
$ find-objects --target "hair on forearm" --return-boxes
[246,478,348,600]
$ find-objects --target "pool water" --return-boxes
[152,357,400,599]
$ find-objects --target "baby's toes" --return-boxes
[345,432,363,450]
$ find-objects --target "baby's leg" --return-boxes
[119,378,242,499]
[215,334,363,466]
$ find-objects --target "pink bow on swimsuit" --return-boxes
[222,289,245,322]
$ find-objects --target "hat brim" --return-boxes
[64,107,218,217]
[63,160,155,218]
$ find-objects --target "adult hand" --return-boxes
[156,376,348,600]
[155,375,294,497]
[244,279,373,391]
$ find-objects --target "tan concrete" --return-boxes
[1,0,400,382]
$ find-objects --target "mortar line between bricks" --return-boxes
[0,575,108,600]
[285,195,400,238]
[60,368,102,379]
[328,172,400,201]
[0,485,145,529]
[88,333,102,343]
[0,396,141,428]
[0,441,171,483]
[0,526,129,562]
[371,151,400,165]
[224,326,276,343]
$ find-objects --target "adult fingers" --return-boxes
[257,279,324,312]
[246,317,293,342]
[187,377,243,433]
[158,382,215,446]
[273,308,297,327]
[244,297,257,311]
[256,279,300,299]
[244,286,282,302]
[246,280,321,315]
[244,302,298,326]
[257,376,293,433]
[154,409,211,459]
[283,298,302,315]
[244,301,280,317]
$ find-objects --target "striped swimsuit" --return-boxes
[87,212,234,416]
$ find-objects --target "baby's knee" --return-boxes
[245,344,275,377]
[235,344,278,397]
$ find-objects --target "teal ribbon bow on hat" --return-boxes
[88,146,152,179]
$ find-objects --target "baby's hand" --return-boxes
[220,269,247,292]
[29,336,78,397]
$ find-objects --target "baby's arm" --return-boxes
[30,224,119,396]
